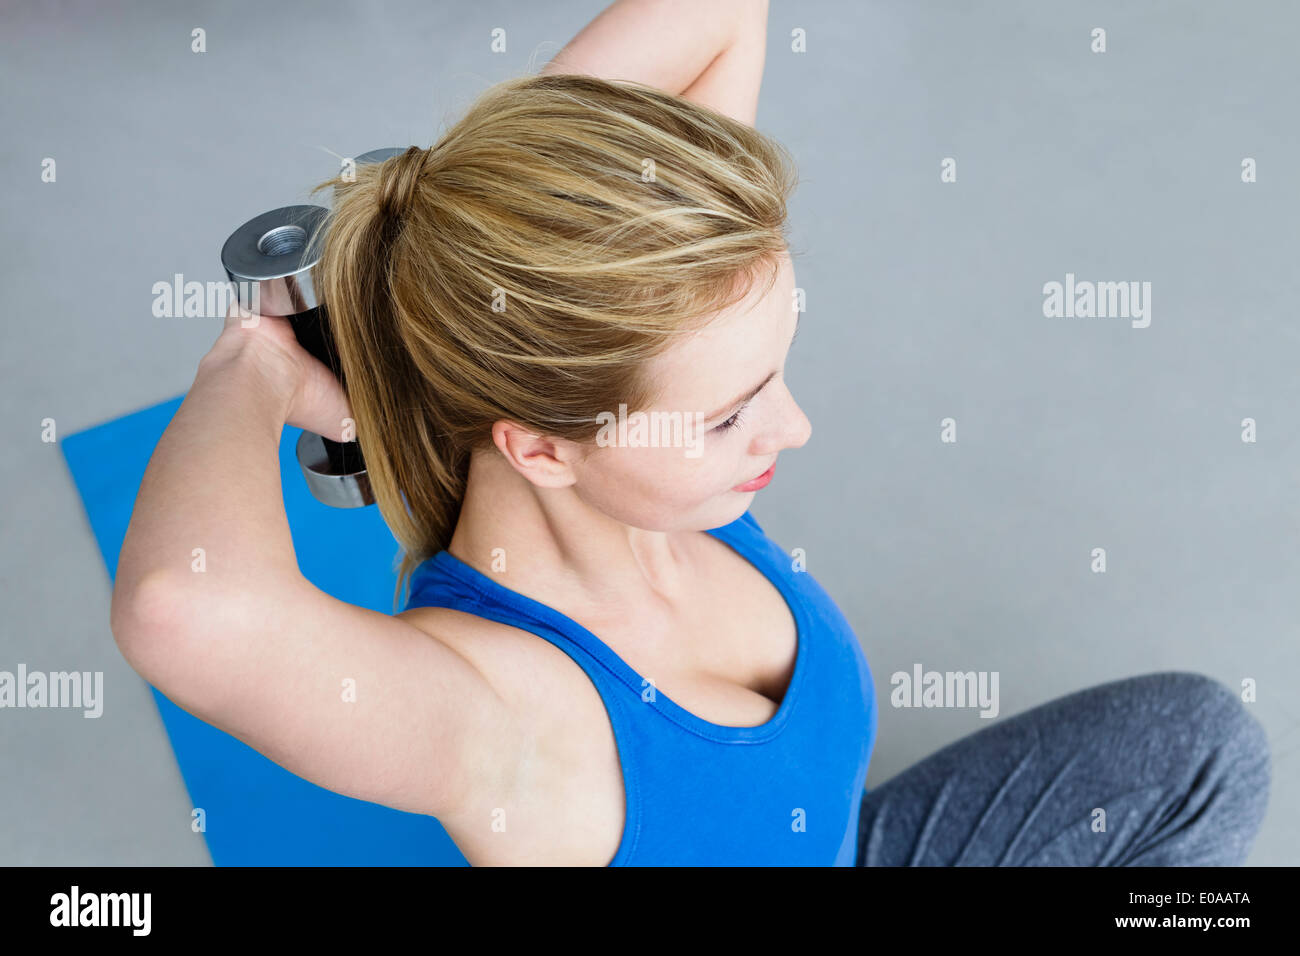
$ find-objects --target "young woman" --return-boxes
[111,0,1270,867]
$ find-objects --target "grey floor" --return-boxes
[2,0,1296,866]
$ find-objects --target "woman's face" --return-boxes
[565,249,812,532]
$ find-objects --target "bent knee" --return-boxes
[1149,670,1271,777]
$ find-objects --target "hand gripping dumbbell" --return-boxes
[220,148,407,508]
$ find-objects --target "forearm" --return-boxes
[111,349,301,629]
[541,0,768,124]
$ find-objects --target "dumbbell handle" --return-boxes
[291,144,406,473]
[285,303,364,475]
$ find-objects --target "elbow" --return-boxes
[110,572,185,671]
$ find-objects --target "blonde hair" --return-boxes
[308,72,799,610]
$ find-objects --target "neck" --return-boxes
[446,446,692,613]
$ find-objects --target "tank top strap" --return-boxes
[402,509,778,708]
[403,541,653,704]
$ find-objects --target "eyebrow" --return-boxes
[702,312,802,422]
[704,371,778,422]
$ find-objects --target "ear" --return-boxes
[490,419,580,488]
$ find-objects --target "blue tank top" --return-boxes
[404,508,877,865]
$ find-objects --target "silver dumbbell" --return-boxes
[219,148,408,508]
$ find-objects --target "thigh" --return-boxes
[857,671,1271,866]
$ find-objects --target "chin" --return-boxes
[698,496,751,531]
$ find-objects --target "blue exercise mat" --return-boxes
[61,394,469,866]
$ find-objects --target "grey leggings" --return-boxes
[856,671,1272,866]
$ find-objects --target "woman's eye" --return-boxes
[715,407,746,432]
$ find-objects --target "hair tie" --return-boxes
[377,146,432,220]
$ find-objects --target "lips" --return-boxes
[733,462,776,493]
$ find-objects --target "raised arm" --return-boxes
[539,0,770,126]
[108,313,525,821]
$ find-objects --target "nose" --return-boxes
[756,380,811,454]
[784,395,812,450]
